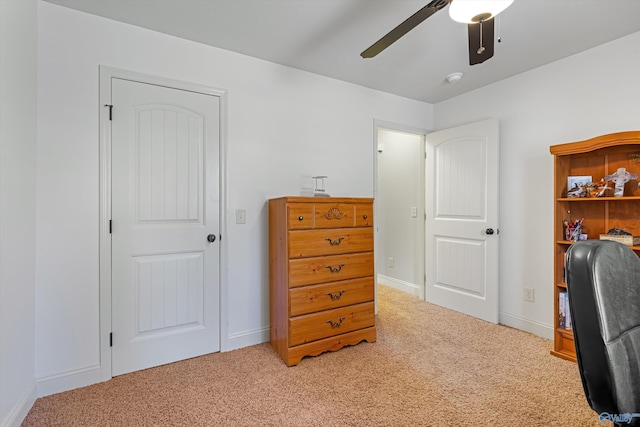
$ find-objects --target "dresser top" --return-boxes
[269,196,374,204]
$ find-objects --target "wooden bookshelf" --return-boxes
[550,131,640,362]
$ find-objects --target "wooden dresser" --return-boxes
[269,196,377,366]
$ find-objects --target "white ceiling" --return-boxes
[43,0,640,103]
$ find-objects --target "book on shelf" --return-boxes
[599,234,640,246]
[558,291,572,330]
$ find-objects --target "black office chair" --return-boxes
[566,240,640,426]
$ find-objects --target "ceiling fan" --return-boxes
[360,0,514,65]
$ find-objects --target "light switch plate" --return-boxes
[236,209,246,224]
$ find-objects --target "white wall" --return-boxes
[376,129,425,296]
[34,0,640,401]
[35,1,433,395]
[433,30,640,338]
[0,0,38,425]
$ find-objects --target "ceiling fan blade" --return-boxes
[468,18,494,65]
[360,0,449,58]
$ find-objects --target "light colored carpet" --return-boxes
[23,285,598,426]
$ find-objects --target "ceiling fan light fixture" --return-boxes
[449,0,514,23]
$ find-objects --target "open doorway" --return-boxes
[374,122,426,299]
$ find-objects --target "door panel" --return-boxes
[435,138,485,219]
[134,252,204,334]
[111,78,220,376]
[426,119,499,323]
[434,238,484,297]
[136,106,203,222]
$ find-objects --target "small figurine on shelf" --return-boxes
[606,227,632,236]
[567,179,611,198]
[567,184,586,198]
[586,179,611,198]
[604,167,638,197]
[567,176,592,198]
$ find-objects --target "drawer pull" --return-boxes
[326,317,346,328]
[325,264,345,273]
[363,214,368,219]
[325,237,344,246]
[298,216,304,221]
[326,290,345,300]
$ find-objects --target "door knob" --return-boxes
[207,234,216,243]
[485,228,495,235]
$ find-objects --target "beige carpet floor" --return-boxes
[23,285,598,426]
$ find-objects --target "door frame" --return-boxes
[99,66,228,381]
[373,120,428,300]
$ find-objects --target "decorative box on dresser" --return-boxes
[550,131,640,362]
[269,196,377,366]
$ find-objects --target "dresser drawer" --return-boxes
[314,203,355,228]
[288,277,374,316]
[288,227,373,258]
[288,204,314,230]
[288,252,373,287]
[355,204,373,227]
[289,302,375,346]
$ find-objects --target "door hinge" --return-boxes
[104,104,113,121]
[109,220,112,234]
[110,332,113,347]
[424,152,427,159]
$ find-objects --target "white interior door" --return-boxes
[425,118,499,323]
[111,78,220,376]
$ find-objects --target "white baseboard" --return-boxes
[35,329,270,399]
[499,312,554,340]
[377,274,422,297]
[36,365,103,398]
[1,382,36,427]
[375,276,554,341]
[224,326,269,352]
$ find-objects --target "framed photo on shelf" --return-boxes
[567,175,592,190]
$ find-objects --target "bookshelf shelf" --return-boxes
[556,240,640,251]
[556,196,640,202]
[550,131,640,363]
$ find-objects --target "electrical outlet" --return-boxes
[387,257,394,268]
[524,287,535,302]
[411,207,418,218]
